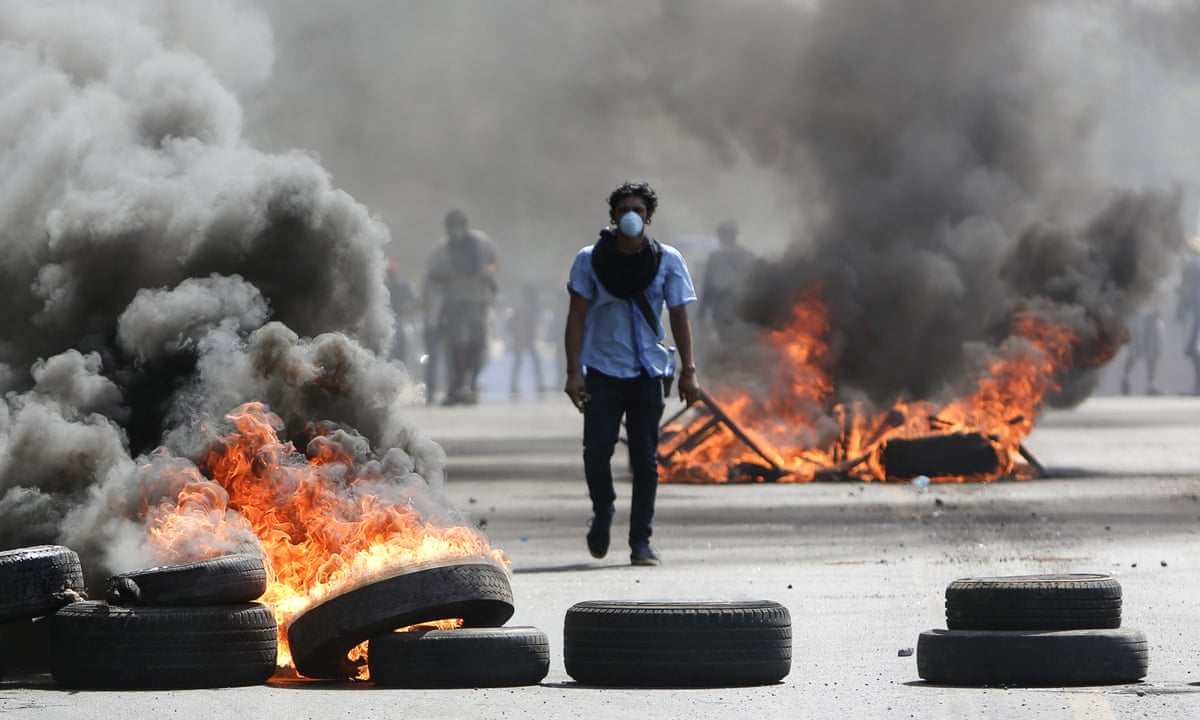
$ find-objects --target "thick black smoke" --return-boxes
[622,0,1186,406]
[1,0,1195,582]
[248,0,1191,408]
[0,1,449,583]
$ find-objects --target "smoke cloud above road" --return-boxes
[0,0,439,581]
[250,0,1194,404]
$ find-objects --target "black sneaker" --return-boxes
[630,543,661,566]
[586,508,615,559]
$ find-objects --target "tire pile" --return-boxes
[286,558,551,687]
[0,545,276,689]
[2,547,548,689]
[54,552,277,689]
[917,573,1149,686]
[563,600,792,687]
[0,546,793,691]
[0,545,87,683]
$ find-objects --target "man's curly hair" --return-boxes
[607,181,658,218]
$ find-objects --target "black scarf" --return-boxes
[590,228,661,299]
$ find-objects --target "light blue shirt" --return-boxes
[567,240,697,379]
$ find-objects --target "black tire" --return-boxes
[945,573,1122,631]
[0,616,53,675]
[49,601,278,689]
[916,628,1148,686]
[106,553,267,606]
[368,626,549,687]
[287,559,514,679]
[563,600,791,687]
[0,545,86,623]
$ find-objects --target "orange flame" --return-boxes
[140,402,504,670]
[662,290,1112,484]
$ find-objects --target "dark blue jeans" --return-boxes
[582,369,665,547]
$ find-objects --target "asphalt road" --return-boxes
[3,395,1200,719]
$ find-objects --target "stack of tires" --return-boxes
[0,545,88,681]
[49,553,278,689]
[287,559,550,688]
[563,600,792,687]
[917,573,1149,686]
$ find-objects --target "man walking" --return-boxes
[698,219,756,345]
[564,181,701,566]
[424,208,498,405]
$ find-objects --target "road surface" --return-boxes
[2,395,1199,719]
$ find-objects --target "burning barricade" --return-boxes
[660,292,1113,484]
[0,398,538,689]
[131,401,525,684]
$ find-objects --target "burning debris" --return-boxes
[879,434,1001,482]
[141,401,504,669]
[660,197,1180,484]
[0,0,504,676]
[652,0,1186,484]
[661,293,1134,483]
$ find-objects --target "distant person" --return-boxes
[424,209,498,405]
[564,181,701,567]
[698,220,756,344]
[1120,302,1165,396]
[1178,239,1200,395]
[508,281,546,397]
[385,261,419,370]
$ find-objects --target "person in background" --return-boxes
[509,281,546,398]
[424,209,498,405]
[698,220,756,346]
[1178,236,1200,395]
[1121,300,1165,396]
[563,181,701,567]
[385,261,419,371]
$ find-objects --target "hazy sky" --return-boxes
[242,1,1200,287]
[243,0,1197,400]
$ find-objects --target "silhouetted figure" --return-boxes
[424,209,498,405]
[509,281,546,397]
[1121,303,1164,395]
[386,261,419,370]
[698,220,755,345]
[1178,242,1200,395]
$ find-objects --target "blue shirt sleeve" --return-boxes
[663,247,698,309]
[568,247,596,299]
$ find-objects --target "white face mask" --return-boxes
[618,211,644,238]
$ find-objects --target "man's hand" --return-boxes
[565,371,590,413]
[678,371,701,406]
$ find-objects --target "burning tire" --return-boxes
[106,553,267,606]
[880,433,1002,479]
[916,628,1148,686]
[49,601,277,689]
[287,559,514,679]
[368,626,549,687]
[0,545,86,623]
[945,573,1122,631]
[563,600,791,687]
